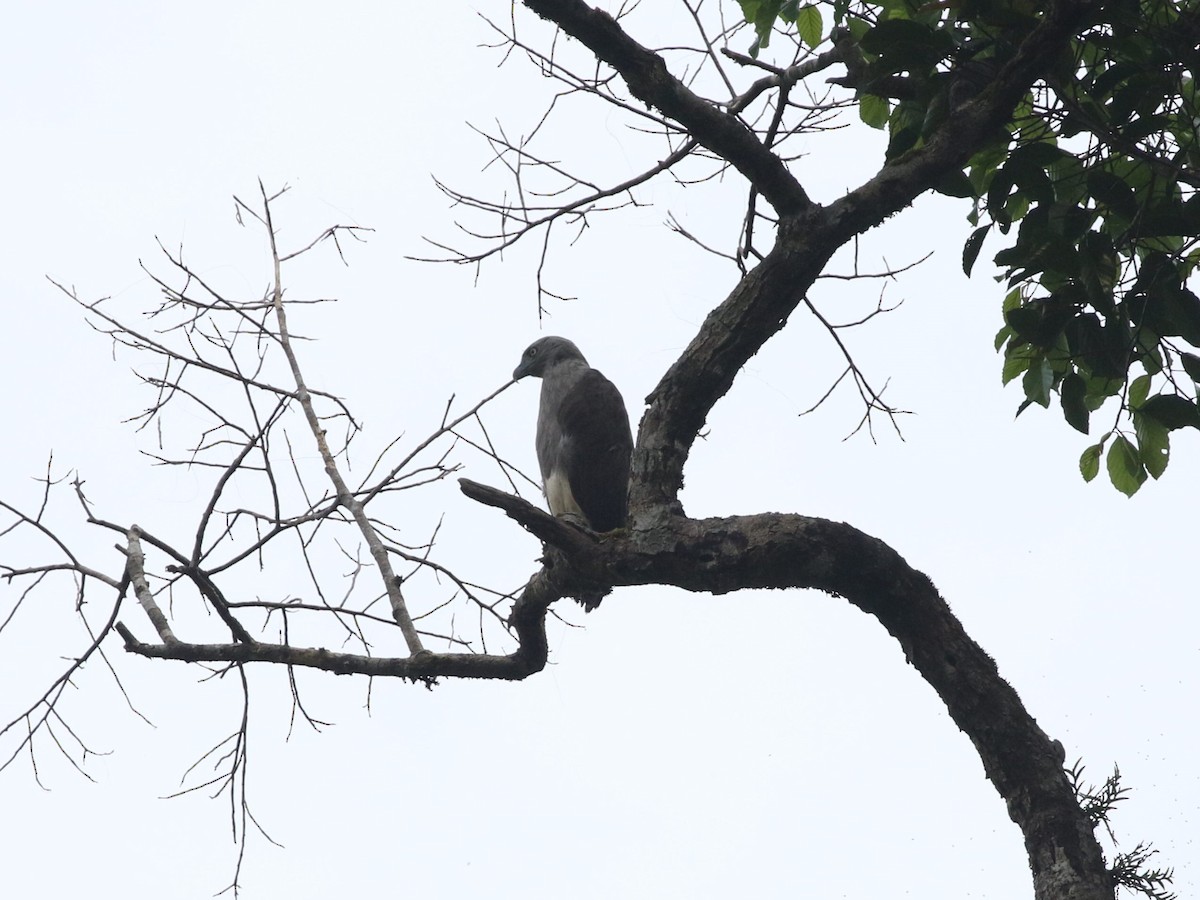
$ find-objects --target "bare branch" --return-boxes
[124,527,178,644]
[520,0,811,215]
[255,182,424,655]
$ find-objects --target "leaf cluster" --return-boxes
[738,0,825,54]
[1110,843,1179,900]
[745,0,1200,495]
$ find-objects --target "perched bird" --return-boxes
[513,336,633,533]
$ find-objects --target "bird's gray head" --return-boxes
[513,336,588,380]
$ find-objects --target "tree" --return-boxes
[1,1,1194,898]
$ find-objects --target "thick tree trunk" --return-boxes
[460,481,1115,900]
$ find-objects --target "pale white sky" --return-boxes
[1,3,1196,898]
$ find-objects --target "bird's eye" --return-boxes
[528,347,538,357]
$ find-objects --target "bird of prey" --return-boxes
[513,336,633,533]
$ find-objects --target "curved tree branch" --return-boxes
[115,559,563,684]
[627,0,1104,511]
[520,0,813,217]
[456,478,1110,900]
[112,471,1109,893]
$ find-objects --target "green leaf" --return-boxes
[739,0,787,54]
[1106,435,1146,497]
[1122,112,1173,145]
[1136,196,1200,237]
[1005,299,1071,347]
[968,137,1010,196]
[859,19,954,75]
[886,99,925,158]
[963,225,989,276]
[1002,286,1023,313]
[1158,288,1200,345]
[1181,352,1200,383]
[986,168,1015,225]
[1002,347,1032,385]
[796,4,822,48]
[994,324,1013,351]
[1128,373,1151,408]
[844,14,870,40]
[1007,140,1067,170]
[1079,442,1103,482]
[1133,411,1170,479]
[1083,373,1123,410]
[1078,231,1118,305]
[1060,371,1089,433]
[859,94,889,129]
[875,0,913,19]
[1139,393,1200,430]
[1047,152,1087,205]
[934,169,976,199]
[1087,169,1139,221]
[1022,357,1053,407]
[1003,145,1056,205]
[738,0,763,20]
[1136,328,1164,376]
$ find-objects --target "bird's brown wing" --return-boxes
[554,369,633,532]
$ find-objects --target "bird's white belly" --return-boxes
[544,469,584,519]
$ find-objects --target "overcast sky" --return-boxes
[1,2,1196,898]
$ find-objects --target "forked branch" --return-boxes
[250,182,424,655]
